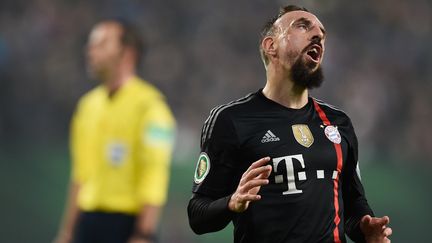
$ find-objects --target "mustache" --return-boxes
[302,37,322,52]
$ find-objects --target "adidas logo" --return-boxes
[261,130,280,143]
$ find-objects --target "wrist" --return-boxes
[228,194,240,212]
[228,193,246,213]
[228,194,235,211]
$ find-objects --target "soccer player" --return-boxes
[188,5,392,243]
[54,19,175,243]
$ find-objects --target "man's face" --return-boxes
[273,11,326,74]
[86,22,124,81]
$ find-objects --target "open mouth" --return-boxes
[305,44,322,62]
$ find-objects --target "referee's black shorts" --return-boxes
[73,211,135,243]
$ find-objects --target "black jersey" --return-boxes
[188,90,373,243]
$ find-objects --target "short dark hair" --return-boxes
[259,5,309,66]
[102,18,145,66]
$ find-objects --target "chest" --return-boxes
[82,98,142,139]
[234,114,351,194]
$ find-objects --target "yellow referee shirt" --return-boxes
[70,76,175,214]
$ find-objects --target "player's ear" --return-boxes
[262,36,276,58]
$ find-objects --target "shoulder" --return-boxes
[127,77,170,110]
[134,77,164,97]
[132,77,175,122]
[201,92,256,145]
[204,92,256,126]
[76,85,104,110]
[312,98,357,143]
[312,98,353,126]
[122,77,164,106]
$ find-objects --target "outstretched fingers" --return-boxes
[362,215,390,228]
[361,215,392,242]
[244,157,271,174]
[241,165,272,184]
[383,227,392,237]
[236,191,263,202]
[229,157,273,212]
[239,178,269,193]
[376,216,390,226]
[239,157,272,193]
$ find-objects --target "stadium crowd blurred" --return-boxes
[0,0,431,163]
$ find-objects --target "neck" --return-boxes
[103,62,135,96]
[262,64,309,109]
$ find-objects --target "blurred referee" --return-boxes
[188,5,392,243]
[54,19,175,243]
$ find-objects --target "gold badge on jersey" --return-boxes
[292,124,314,148]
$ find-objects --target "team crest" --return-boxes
[194,152,210,184]
[292,124,314,148]
[107,142,128,166]
[324,125,341,144]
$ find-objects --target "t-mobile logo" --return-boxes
[272,154,305,195]
[272,154,339,195]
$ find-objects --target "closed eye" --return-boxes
[293,18,312,31]
[297,23,309,30]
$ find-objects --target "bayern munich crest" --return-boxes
[324,125,341,144]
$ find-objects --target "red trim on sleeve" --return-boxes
[313,99,343,243]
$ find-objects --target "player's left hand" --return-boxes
[360,215,392,243]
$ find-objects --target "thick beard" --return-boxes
[290,56,324,89]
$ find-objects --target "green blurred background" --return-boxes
[1,0,431,242]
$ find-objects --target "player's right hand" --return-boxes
[228,157,272,213]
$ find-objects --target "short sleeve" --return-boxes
[136,99,176,206]
[70,100,89,184]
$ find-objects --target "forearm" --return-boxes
[56,182,80,242]
[345,214,367,242]
[344,186,374,242]
[187,193,233,234]
[130,205,162,242]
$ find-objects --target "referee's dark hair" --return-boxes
[102,18,145,67]
[259,5,310,67]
